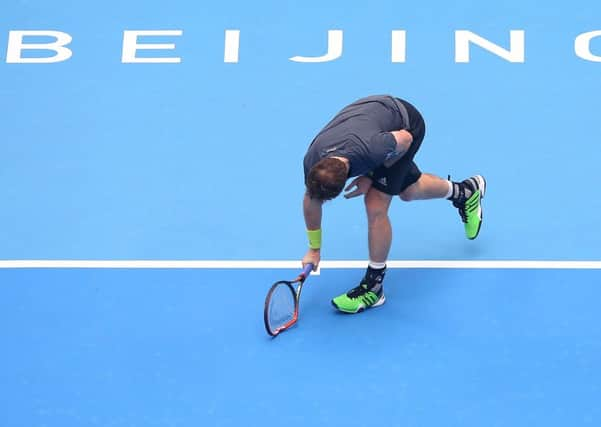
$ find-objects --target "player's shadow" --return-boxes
[305,267,461,341]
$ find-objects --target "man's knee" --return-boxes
[399,187,415,202]
[364,189,392,220]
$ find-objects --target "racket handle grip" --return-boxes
[302,263,314,278]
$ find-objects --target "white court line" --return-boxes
[0,260,601,270]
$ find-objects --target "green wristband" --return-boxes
[307,229,322,250]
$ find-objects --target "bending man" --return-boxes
[302,95,486,313]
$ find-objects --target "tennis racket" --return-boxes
[263,263,314,337]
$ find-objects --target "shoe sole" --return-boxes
[474,175,486,198]
[331,294,386,314]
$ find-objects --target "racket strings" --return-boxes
[268,284,296,331]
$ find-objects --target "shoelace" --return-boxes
[347,283,370,298]
[454,200,468,223]
[449,176,477,224]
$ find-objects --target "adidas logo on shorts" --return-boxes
[378,177,387,186]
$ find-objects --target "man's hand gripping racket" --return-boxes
[263,263,314,337]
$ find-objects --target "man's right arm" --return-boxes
[382,129,413,167]
[302,191,323,271]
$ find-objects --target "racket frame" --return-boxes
[263,263,313,337]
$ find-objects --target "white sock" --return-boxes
[444,180,453,199]
[368,260,386,270]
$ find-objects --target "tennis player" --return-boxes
[302,95,486,313]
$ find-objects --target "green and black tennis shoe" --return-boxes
[453,175,486,240]
[331,282,386,314]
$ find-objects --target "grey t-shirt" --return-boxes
[303,95,409,182]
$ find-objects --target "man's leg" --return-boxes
[331,187,391,313]
[398,173,450,201]
[400,173,486,239]
[365,187,393,263]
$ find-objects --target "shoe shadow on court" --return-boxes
[299,265,472,341]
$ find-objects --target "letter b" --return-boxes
[6,30,73,63]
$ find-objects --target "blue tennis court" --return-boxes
[2,0,601,426]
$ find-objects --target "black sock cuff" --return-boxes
[449,182,465,203]
[365,266,386,287]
